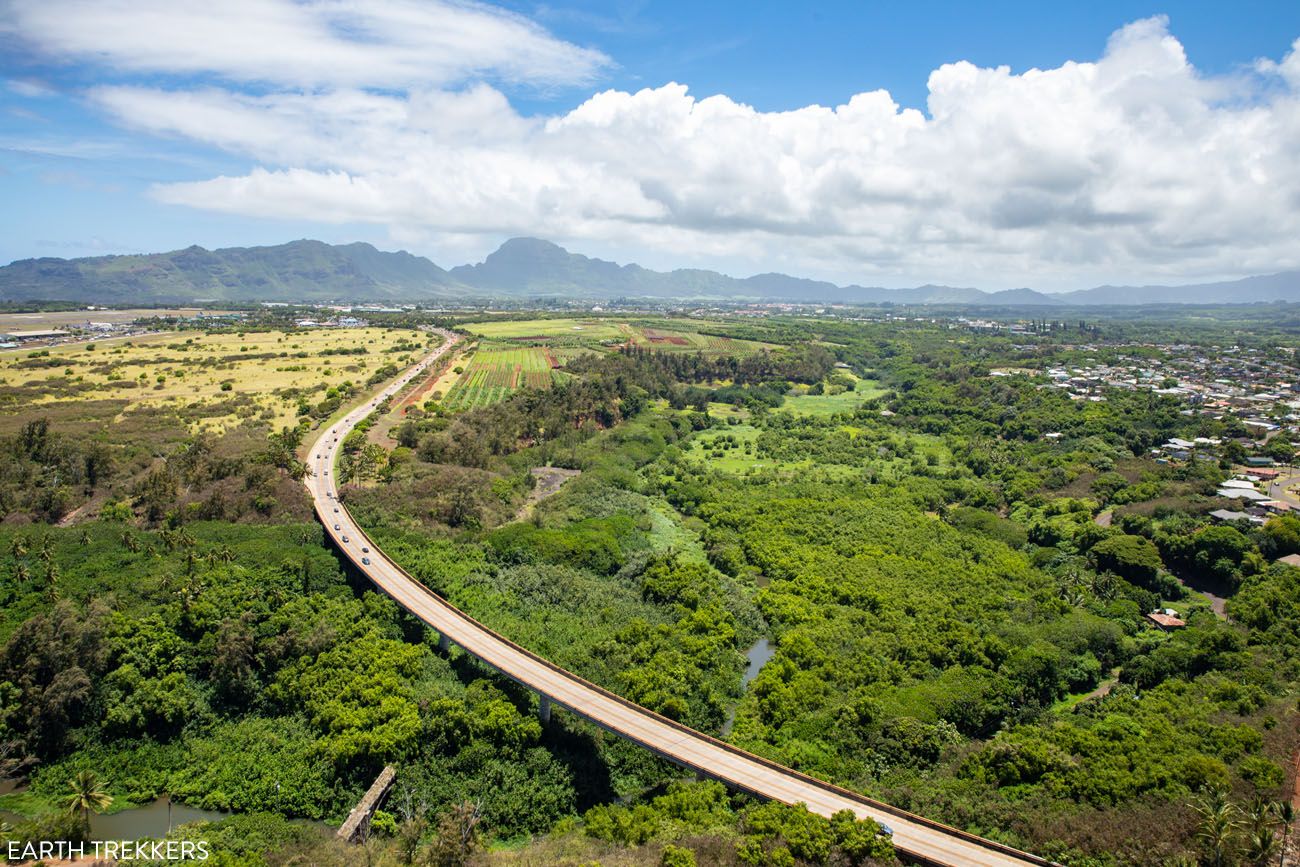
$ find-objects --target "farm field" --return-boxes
[441,343,561,410]
[462,317,777,356]
[0,326,426,435]
[462,317,626,344]
[626,324,774,355]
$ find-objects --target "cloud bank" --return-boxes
[7,2,1300,288]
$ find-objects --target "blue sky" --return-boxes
[3,1,1300,289]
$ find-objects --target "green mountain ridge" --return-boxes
[0,240,454,304]
[4,236,1300,306]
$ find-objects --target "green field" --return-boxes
[442,344,559,410]
[780,376,886,415]
[463,317,777,356]
[462,318,627,344]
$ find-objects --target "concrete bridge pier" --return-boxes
[438,632,450,653]
[337,765,396,843]
[538,695,552,723]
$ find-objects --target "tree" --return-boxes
[63,770,112,835]
[1193,788,1241,867]
[396,815,429,865]
[1241,796,1279,866]
[1265,435,1296,465]
[660,844,697,867]
[1262,515,1300,557]
[1090,534,1163,588]
[1277,801,1294,867]
[426,801,481,867]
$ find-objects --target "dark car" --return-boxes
[362,557,371,565]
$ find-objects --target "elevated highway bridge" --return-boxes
[306,336,1056,867]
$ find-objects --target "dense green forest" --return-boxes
[2,312,1299,866]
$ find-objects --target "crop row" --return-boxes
[441,346,557,410]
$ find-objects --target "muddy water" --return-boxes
[90,798,230,839]
[721,637,776,736]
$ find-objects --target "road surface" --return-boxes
[1268,471,1300,508]
[305,336,1056,867]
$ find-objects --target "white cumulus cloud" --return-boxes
[8,6,1300,288]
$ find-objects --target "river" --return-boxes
[721,637,775,736]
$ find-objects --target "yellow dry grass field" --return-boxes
[0,327,425,434]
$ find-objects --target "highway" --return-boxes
[305,336,1057,867]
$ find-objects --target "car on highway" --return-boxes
[333,524,340,530]
[342,535,349,543]
[362,557,370,565]
[361,546,369,553]
[878,823,893,838]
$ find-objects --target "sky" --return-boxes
[2,1,1300,291]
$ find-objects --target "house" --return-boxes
[1221,479,1258,490]
[1217,487,1271,502]
[1147,609,1187,630]
[1246,456,1277,468]
[1210,508,1261,524]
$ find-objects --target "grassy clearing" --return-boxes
[0,327,424,434]
[780,376,886,416]
[680,424,856,479]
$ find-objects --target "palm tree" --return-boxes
[63,770,112,835]
[12,563,28,585]
[37,537,53,567]
[1194,788,1242,867]
[1243,795,1281,866]
[8,536,28,559]
[1277,800,1294,866]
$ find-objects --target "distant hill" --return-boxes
[1062,272,1300,306]
[3,236,1299,306]
[0,240,456,304]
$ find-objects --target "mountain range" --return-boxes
[2,237,1299,307]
